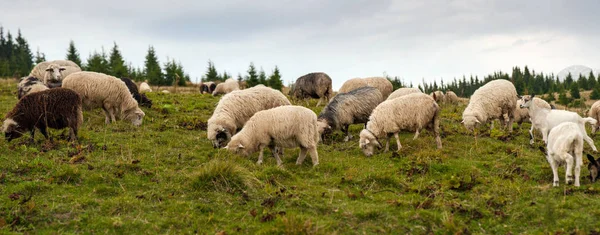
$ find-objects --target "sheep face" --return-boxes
[225,137,253,156]
[125,108,145,126]
[359,129,381,157]
[461,115,480,132]
[210,125,232,148]
[2,119,24,142]
[44,65,66,85]
[519,95,534,109]
[587,154,600,183]
[317,120,332,140]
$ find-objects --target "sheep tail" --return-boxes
[581,117,597,126]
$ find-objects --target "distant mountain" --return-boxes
[557,65,600,81]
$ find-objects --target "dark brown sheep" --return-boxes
[200,81,217,94]
[2,88,83,142]
[120,77,152,108]
[289,72,333,106]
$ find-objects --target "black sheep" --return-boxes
[120,77,152,108]
[2,88,83,142]
[289,72,333,106]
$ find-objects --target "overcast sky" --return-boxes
[1,0,599,90]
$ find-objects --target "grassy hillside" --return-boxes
[1,78,600,234]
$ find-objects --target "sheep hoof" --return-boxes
[553,181,559,187]
[256,160,263,165]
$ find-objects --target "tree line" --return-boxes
[201,60,283,90]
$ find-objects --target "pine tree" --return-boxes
[0,27,8,77]
[108,42,127,78]
[558,90,570,106]
[34,48,46,64]
[222,71,229,81]
[164,58,179,86]
[258,68,267,85]
[66,40,82,67]
[267,66,283,90]
[13,30,33,77]
[565,72,574,86]
[245,63,259,87]
[237,73,243,82]
[204,60,219,81]
[578,73,588,90]
[85,49,109,73]
[570,83,580,99]
[589,71,597,90]
[144,46,163,85]
[590,86,600,100]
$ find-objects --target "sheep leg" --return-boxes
[433,116,442,149]
[316,98,322,107]
[394,133,402,152]
[547,154,560,187]
[257,145,265,165]
[102,107,111,124]
[308,147,319,166]
[529,126,535,145]
[39,126,49,140]
[296,147,308,165]
[507,116,514,133]
[110,107,117,123]
[542,129,549,144]
[564,153,574,185]
[413,129,420,140]
[575,150,583,187]
[384,137,390,152]
[343,125,351,142]
[29,129,35,143]
[269,146,283,167]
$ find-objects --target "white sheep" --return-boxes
[386,87,422,100]
[359,92,442,156]
[225,105,319,167]
[430,90,445,103]
[444,91,459,104]
[588,100,600,134]
[544,122,585,187]
[17,76,49,99]
[520,94,597,151]
[339,77,393,99]
[462,79,517,133]
[62,71,145,126]
[317,87,383,141]
[207,85,291,148]
[212,79,240,96]
[29,60,81,87]
[139,82,152,93]
[513,96,552,127]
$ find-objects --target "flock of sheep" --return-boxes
[4,61,600,188]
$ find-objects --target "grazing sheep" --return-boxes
[212,79,240,96]
[2,88,83,142]
[444,91,459,104]
[588,100,600,134]
[120,77,152,108]
[359,92,442,157]
[339,77,393,99]
[225,105,319,167]
[200,81,216,94]
[30,60,81,87]
[587,154,600,183]
[62,71,145,126]
[289,72,333,106]
[544,122,586,187]
[386,87,422,100]
[317,87,383,141]
[430,91,445,103]
[520,94,597,151]
[17,76,48,99]
[462,79,517,133]
[207,86,291,148]
[139,82,152,93]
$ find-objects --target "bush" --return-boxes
[191,160,260,193]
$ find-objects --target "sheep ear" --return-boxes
[59,67,66,71]
[45,68,53,72]
[588,154,598,166]
[475,119,481,124]
[531,94,535,98]
[364,139,370,144]
[238,144,244,149]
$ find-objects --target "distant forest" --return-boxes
[1,26,599,104]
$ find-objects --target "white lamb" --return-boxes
[225,105,319,167]
[212,78,240,96]
[462,79,517,133]
[544,122,586,187]
[386,87,422,100]
[520,94,597,151]
[359,92,442,157]
[588,100,600,134]
[62,71,145,126]
[207,85,291,148]
[139,82,152,93]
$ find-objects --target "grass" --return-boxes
[1,78,600,233]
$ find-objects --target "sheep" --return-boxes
[200,81,216,94]
[520,94,597,151]
[588,100,600,134]
[2,88,83,142]
[359,92,442,157]
[289,72,333,106]
[513,96,552,127]
[161,90,171,94]
[386,87,422,100]
[462,79,517,133]
[587,154,600,183]
[120,77,152,108]
[29,60,81,87]
[225,105,319,167]
[212,79,240,96]
[207,85,291,148]
[544,122,586,187]
[430,90,445,103]
[338,77,393,99]
[62,71,145,126]
[444,91,459,104]
[17,76,49,99]
[139,82,152,93]
[317,87,383,142]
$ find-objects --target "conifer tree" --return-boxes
[570,83,580,99]
[85,49,109,74]
[144,46,163,85]
[267,66,283,90]
[204,60,219,81]
[588,71,596,90]
[34,48,46,64]
[245,63,259,87]
[258,68,267,85]
[108,42,127,78]
[66,40,82,67]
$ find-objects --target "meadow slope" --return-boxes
[1,79,600,234]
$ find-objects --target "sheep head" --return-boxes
[316,120,332,141]
[43,64,65,85]
[587,154,600,183]
[2,118,24,142]
[209,124,233,149]
[124,108,145,126]
[225,136,251,156]
[519,94,535,109]
[359,129,381,157]
[461,115,481,132]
